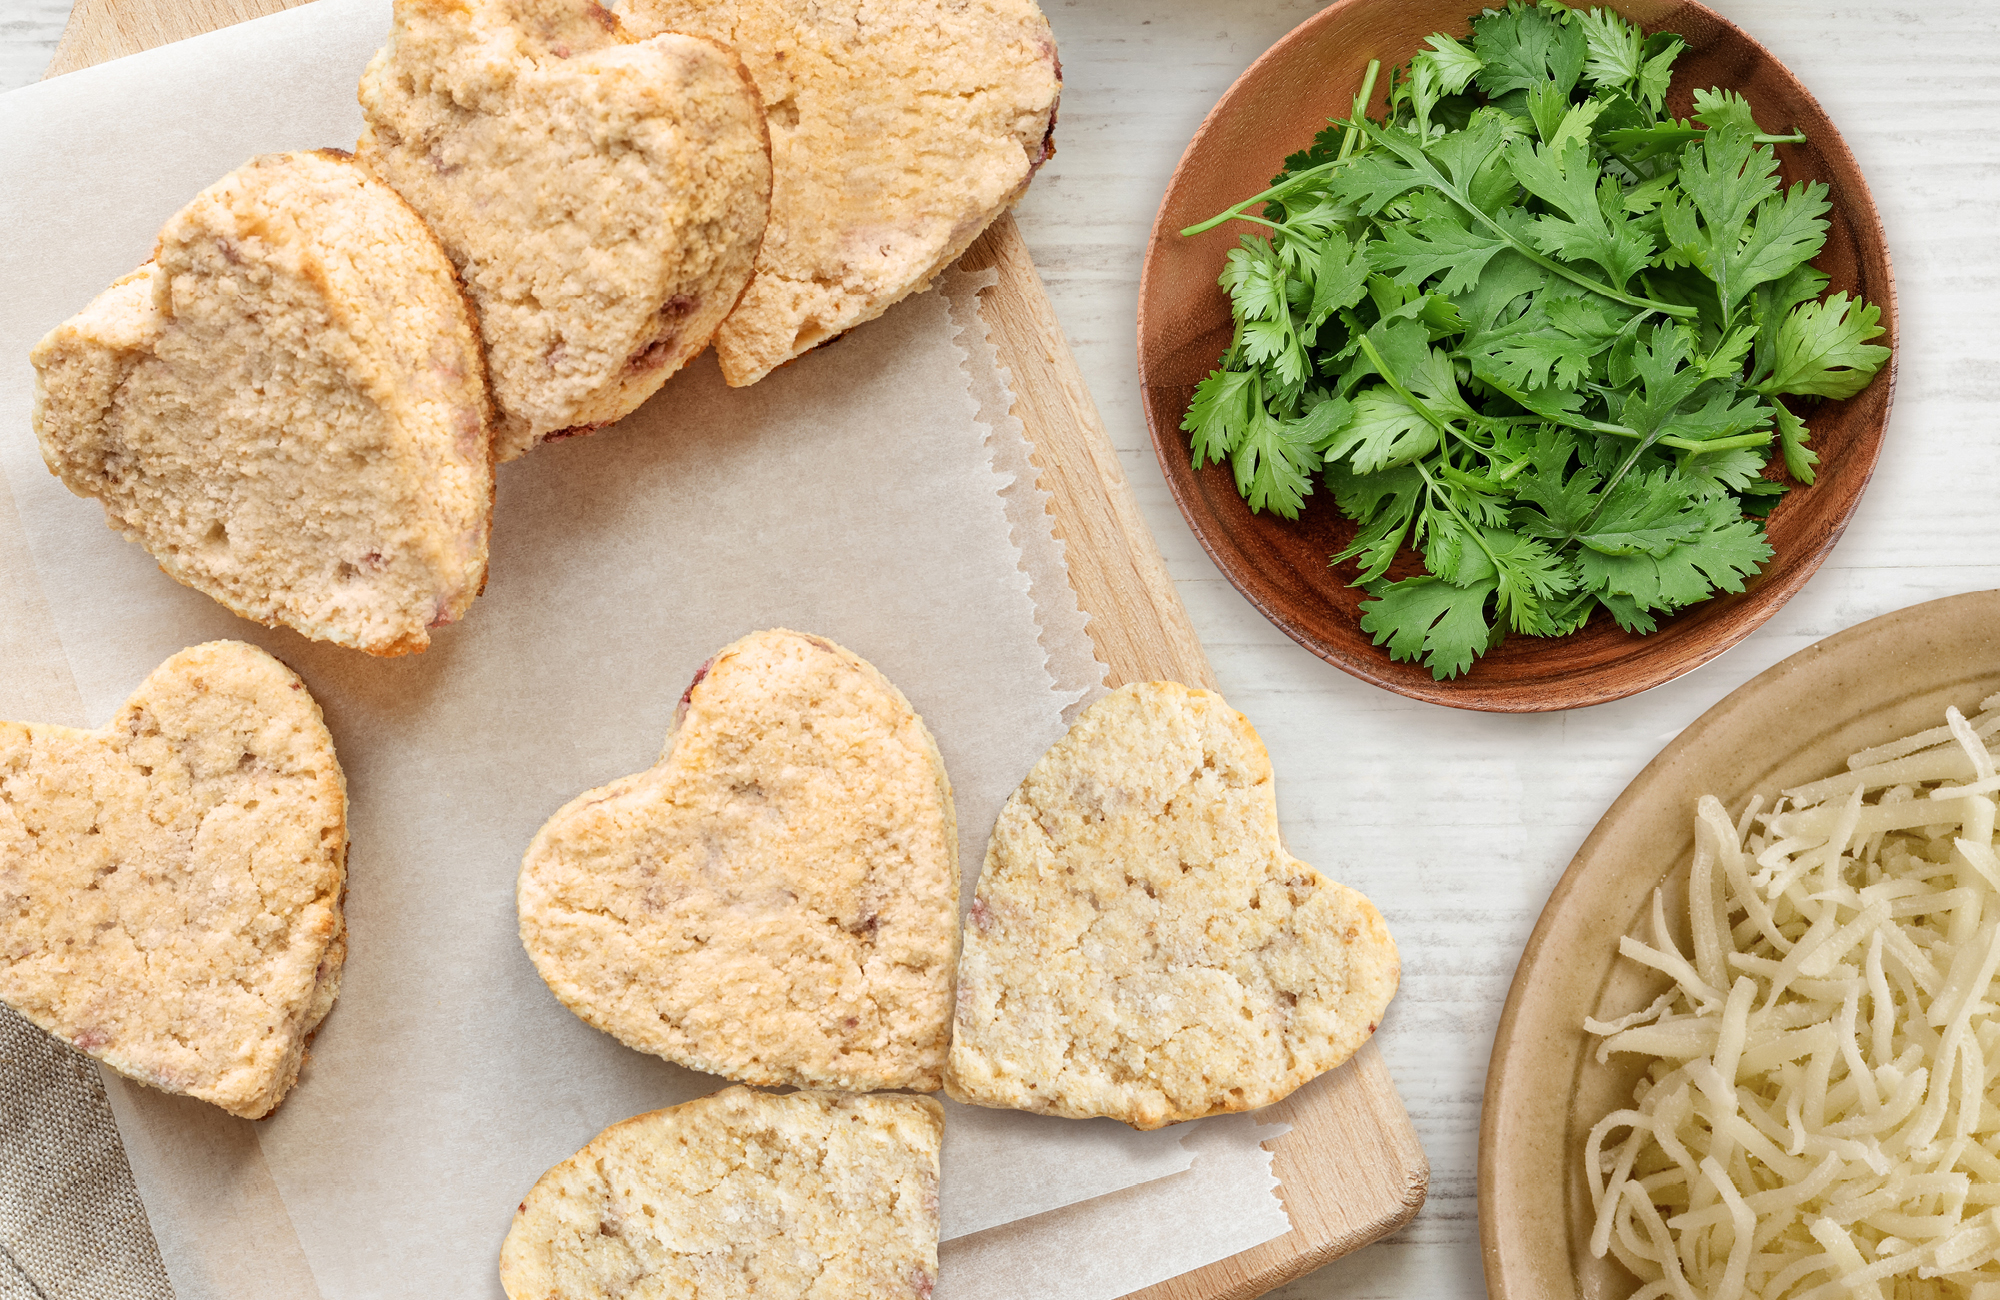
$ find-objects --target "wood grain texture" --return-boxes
[47,2,1426,1298]
[47,0,302,75]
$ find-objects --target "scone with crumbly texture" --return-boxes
[616,0,1060,387]
[358,0,772,458]
[31,150,491,657]
[0,642,348,1120]
[500,1087,942,1300]
[945,681,1399,1130]
[518,628,958,1091]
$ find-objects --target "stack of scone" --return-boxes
[13,1,1401,1289]
[508,629,958,1297]
[28,0,1061,658]
[504,634,1398,1296]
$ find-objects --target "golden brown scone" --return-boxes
[518,629,959,1092]
[0,642,348,1120]
[30,150,492,657]
[499,1087,943,1300]
[616,0,1061,387]
[944,681,1400,1129]
[358,0,772,458]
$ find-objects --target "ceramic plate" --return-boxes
[1136,0,1897,712]
[1479,590,2000,1297]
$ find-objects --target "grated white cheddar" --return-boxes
[1586,699,2000,1300]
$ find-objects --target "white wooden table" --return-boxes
[6,3,1994,1296]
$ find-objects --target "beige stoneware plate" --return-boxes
[1479,589,2000,1297]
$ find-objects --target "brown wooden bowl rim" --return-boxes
[1136,0,1898,713]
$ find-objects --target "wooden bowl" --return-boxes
[1136,0,1897,712]
[1478,589,2000,1298]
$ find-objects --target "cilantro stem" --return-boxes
[1479,398,1770,455]
[1179,166,1342,237]
[1179,60,1382,238]
[1337,60,1383,163]
[1227,212,1294,236]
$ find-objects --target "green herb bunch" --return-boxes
[1180,0,1889,680]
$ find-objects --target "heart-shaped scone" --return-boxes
[0,642,348,1120]
[519,629,958,1091]
[944,681,1399,1129]
[358,0,773,459]
[500,1086,942,1300]
[616,0,1061,387]
[31,150,492,657]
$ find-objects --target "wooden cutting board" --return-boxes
[46,5,1428,1295]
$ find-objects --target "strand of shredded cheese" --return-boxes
[1585,705,2000,1300]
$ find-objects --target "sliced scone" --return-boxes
[0,642,348,1120]
[616,0,1061,387]
[31,150,492,657]
[518,629,959,1092]
[944,681,1399,1130]
[357,0,772,458]
[500,1087,943,1300]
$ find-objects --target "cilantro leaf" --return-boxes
[1730,181,1832,305]
[1635,38,1683,116]
[1504,137,1655,289]
[1231,401,1322,518]
[1471,2,1585,100]
[1512,459,1603,537]
[1341,153,1426,215]
[1309,230,1374,326]
[1577,498,1771,611]
[1612,323,1706,438]
[1656,384,1772,446]
[1449,247,1547,330]
[1676,444,1772,495]
[1761,292,1891,400]
[1748,263,1829,385]
[1462,291,1628,392]
[1423,32,1484,94]
[1329,462,1425,583]
[1359,574,1496,679]
[1771,399,1818,483]
[1574,6,1643,90]
[1597,591,1660,634]
[1183,369,1255,467]
[1691,87,1764,136]
[1321,389,1441,474]
[1572,468,1704,557]
[1279,119,1349,178]
[1367,216,1512,297]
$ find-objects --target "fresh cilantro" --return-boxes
[1759,291,1891,400]
[1178,0,1888,679]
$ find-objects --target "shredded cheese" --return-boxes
[1586,704,2000,1299]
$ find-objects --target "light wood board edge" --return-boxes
[46,10,1428,1296]
[960,216,1428,1299]
[48,0,304,76]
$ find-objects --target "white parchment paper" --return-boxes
[0,3,1293,1295]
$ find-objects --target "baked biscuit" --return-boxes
[499,1087,943,1300]
[616,0,1061,387]
[0,642,347,1120]
[31,150,491,657]
[518,629,958,1091]
[944,681,1399,1129]
[358,0,772,458]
